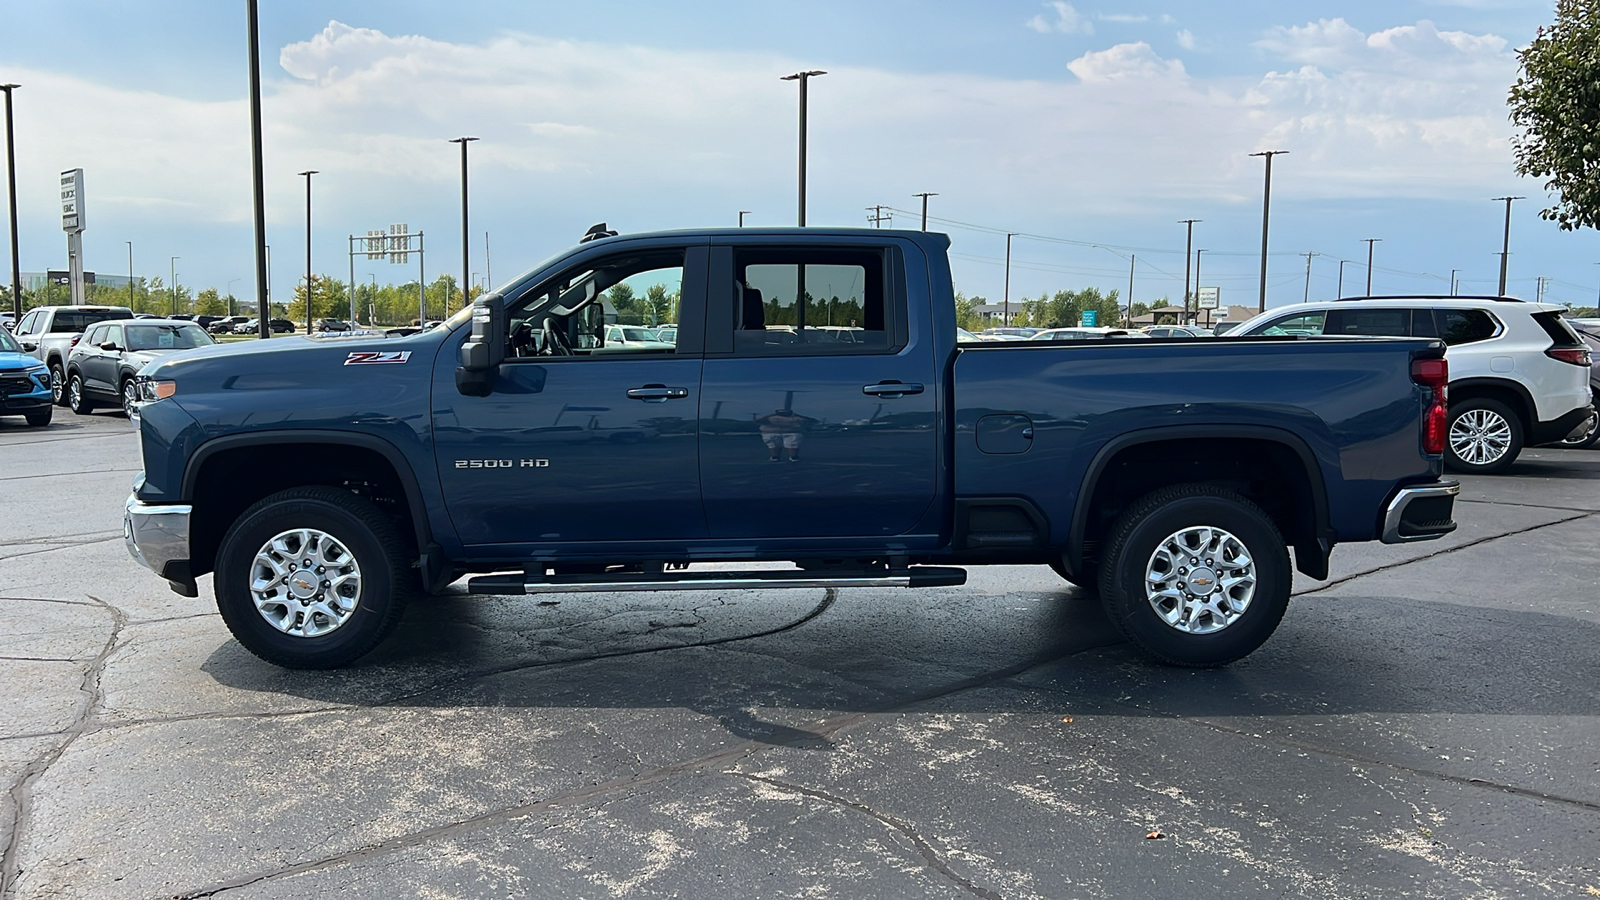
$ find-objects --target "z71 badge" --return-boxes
[344,351,412,366]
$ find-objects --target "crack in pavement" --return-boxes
[0,530,123,550]
[0,594,126,900]
[728,771,1005,900]
[1294,510,1596,597]
[0,468,140,484]
[0,431,133,449]
[170,623,1119,897]
[1456,497,1597,514]
[0,596,105,608]
[0,536,124,563]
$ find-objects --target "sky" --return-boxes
[2,0,1596,312]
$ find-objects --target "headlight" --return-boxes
[134,376,177,402]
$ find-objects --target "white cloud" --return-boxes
[1067,42,1188,82]
[1176,29,1196,50]
[1027,2,1094,34]
[1098,13,1151,23]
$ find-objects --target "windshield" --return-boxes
[125,323,214,351]
[49,310,133,333]
[0,328,20,353]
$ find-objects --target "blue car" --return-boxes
[0,325,52,426]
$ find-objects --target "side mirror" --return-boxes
[100,341,120,351]
[456,294,506,397]
[21,341,36,352]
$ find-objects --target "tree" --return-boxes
[1509,0,1600,230]
[195,288,226,317]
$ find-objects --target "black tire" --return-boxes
[120,377,139,419]
[1097,484,1291,667]
[1445,397,1523,474]
[23,406,51,427]
[67,373,94,415]
[214,486,411,669]
[49,362,67,406]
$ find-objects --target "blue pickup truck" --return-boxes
[124,227,1459,670]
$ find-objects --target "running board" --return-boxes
[466,566,968,595]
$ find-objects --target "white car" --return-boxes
[1029,327,1149,340]
[601,324,674,351]
[1229,296,1594,473]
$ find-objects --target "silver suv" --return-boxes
[1230,296,1593,473]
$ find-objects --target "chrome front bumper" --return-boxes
[124,492,193,584]
[1381,481,1460,544]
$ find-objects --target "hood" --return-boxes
[139,327,449,382]
[0,351,45,372]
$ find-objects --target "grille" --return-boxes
[0,373,36,396]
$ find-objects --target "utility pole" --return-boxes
[449,136,478,309]
[298,170,317,332]
[1301,251,1318,303]
[913,192,937,231]
[1193,249,1206,324]
[1126,254,1135,327]
[1492,196,1523,295]
[1178,219,1199,320]
[485,230,491,289]
[126,242,134,310]
[1003,233,1015,325]
[1336,259,1347,299]
[866,205,892,228]
[1250,150,1288,313]
[1449,268,1459,296]
[738,210,750,227]
[1,83,19,323]
[169,257,179,316]
[1363,238,1381,295]
[1536,275,1548,303]
[780,70,825,226]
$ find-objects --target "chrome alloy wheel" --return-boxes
[249,528,363,638]
[121,380,139,419]
[1449,408,1513,466]
[1144,526,1256,634]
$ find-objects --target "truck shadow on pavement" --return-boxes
[200,587,1600,738]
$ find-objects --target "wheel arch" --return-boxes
[182,430,438,584]
[1069,425,1332,581]
[1449,377,1534,433]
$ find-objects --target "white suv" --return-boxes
[1230,297,1594,473]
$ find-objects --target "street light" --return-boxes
[738,210,751,227]
[1194,249,1207,323]
[1,83,19,323]
[126,242,134,310]
[1250,149,1288,313]
[913,192,937,231]
[169,256,180,316]
[1492,196,1523,295]
[299,169,317,332]
[1363,238,1382,295]
[780,70,825,226]
[449,136,478,309]
[1178,219,1199,320]
[246,1,270,340]
[1004,233,1016,325]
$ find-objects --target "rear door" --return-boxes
[697,240,939,540]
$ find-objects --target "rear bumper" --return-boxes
[1381,481,1460,543]
[124,492,198,596]
[1531,405,1597,445]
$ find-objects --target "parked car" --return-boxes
[979,327,1039,341]
[314,318,352,332]
[125,226,1459,670]
[1030,327,1149,340]
[8,305,135,405]
[1142,325,1211,338]
[601,323,673,351]
[1211,320,1246,336]
[269,318,295,334]
[66,319,216,417]
[1228,296,1594,473]
[194,315,224,331]
[210,316,250,334]
[0,325,52,426]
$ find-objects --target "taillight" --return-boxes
[69,335,81,349]
[1411,357,1449,455]
[1545,346,1591,366]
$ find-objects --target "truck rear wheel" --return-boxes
[214,486,410,669]
[1097,484,1290,667]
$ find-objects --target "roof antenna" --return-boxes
[580,222,618,243]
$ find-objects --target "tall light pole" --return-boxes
[298,169,317,332]
[1449,268,1459,297]
[913,191,937,231]
[1492,196,1523,295]
[738,210,751,227]
[169,257,179,316]
[1126,253,1136,326]
[126,242,134,310]
[1,83,19,323]
[449,136,477,309]
[1363,238,1381,295]
[1004,233,1016,325]
[1337,259,1348,299]
[1178,219,1199,320]
[780,70,825,226]
[246,1,271,339]
[1301,251,1318,303]
[1250,150,1288,313]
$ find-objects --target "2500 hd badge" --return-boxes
[454,458,550,468]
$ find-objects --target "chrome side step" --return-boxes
[466,566,968,595]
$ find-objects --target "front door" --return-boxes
[434,243,708,548]
[698,243,939,540]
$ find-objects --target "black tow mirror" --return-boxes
[456,294,506,397]
[21,341,37,352]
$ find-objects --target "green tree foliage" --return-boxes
[195,288,226,317]
[287,275,352,323]
[1509,0,1600,230]
[953,292,983,331]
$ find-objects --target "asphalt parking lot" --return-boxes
[1,410,1597,899]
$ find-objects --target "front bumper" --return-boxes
[1380,481,1460,543]
[124,492,197,596]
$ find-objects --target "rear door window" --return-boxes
[1253,311,1326,336]
[49,310,133,333]
[725,249,897,355]
[1325,308,1411,337]
[1435,309,1499,345]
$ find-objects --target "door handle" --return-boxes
[861,381,924,397]
[626,385,690,402]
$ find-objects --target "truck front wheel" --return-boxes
[1097,485,1290,667]
[214,486,411,669]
